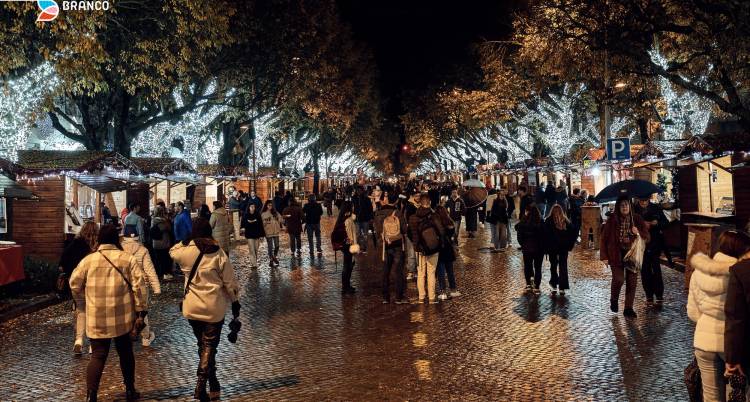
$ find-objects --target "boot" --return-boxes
[194,377,209,401]
[208,376,220,401]
[85,389,97,402]
[195,347,212,401]
[125,387,140,401]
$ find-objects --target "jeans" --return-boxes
[189,320,223,387]
[506,221,512,244]
[289,232,302,253]
[266,236,279,259]
[490,223,498,247]
[694,349,727,402]
[87,333,135,393]
[417,252,438,301]
[342,247,355,290]
[356,221,372,251]
[382,247,405,301]
[611,262,638,309]
[306,223,322,253]
[641,248,664,300]
[246,238,260,267]
[405,237,417,275]
[74,302,86,346]
[523,252,543,288]
[452,218,462,243]
[436,259,456,292]
[549,251,569,290]
[490,223,508,249]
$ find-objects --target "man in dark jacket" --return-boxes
[302,194,324,256]
[725,260,750,381]
[518,186,533,219]
[408,193,445,303]
[445,189,465,244]
[354,187,374,252]
[247,191,263,211]
[505,190,516,244]
[634,197,669,305]
[373,193,408,304]
[282,199,304,256]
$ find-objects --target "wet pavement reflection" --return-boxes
[0,216,694,401]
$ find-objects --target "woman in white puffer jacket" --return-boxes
[688,230,750,402]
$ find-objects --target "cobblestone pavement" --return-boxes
[0,215,694,401]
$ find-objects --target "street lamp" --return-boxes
[239,124,256,192]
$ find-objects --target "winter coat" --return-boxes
[555,187,568,210]
[515,220,545,255]
[345,214,358,245]
[282,204,304,235]
[445,196,466,221]
[228,196,241,210]
[519,194,534,218]
[487,197,509,225]
[59,237,93,276]
[174,210,193,242]
[568,195,583,226]
[688,252,737,353]
[725,259,750,371]
[241,211,265,239]
[543,217,576,254]
[465,205,478,231]
[273,196,285,215]
[121,236,161,296]
[151,217,172,250]
[634,202,668,251]
[408,207,446,254]
[170,239,239,323]
[355,193,374,222]
[544,184,556,205]
[506,195,516,217]
[209,208,232,251]
[303,202,324,224]
[373,205,407,249]
[123,212,145,244]
[599,213,650,269]
[436,206,456,262]
[261,211,281,237]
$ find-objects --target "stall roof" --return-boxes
[676,133,750,158]
[130,157,195,176]
[72,175,130,193]
[16,150,140,175]
[196,164,249,177]
[0,174,36,199]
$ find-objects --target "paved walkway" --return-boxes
[0,216,694,401]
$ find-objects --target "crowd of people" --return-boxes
[57,178,750,401]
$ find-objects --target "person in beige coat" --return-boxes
[170,218,240,402]
[121,234,161,347]
[209,201,232,253]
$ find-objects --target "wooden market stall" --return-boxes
[10,150,138,261]
[130,157,199,212]
[0,161,37,286]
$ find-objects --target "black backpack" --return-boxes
[149,224,163,240]
[418,213,442,256]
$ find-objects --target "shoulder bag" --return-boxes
[179,251,204,313]
[98,251,142,340]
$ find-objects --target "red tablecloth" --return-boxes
[0,245,24,286]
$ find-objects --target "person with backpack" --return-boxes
[435,203,460,300]
[261,200,281,267]
[241,203,265,269]
[516,204,546,294]
[408,193,445,304]
[332,201,358,294]
[544,204,577,295]
[373,193,408,304]
[445,189,465,244]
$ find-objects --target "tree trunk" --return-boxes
[312,150,320,195]
[219,120,237,166]
[637,118,649,144]
[269,137,280,168]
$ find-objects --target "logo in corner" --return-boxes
[36,0,59,22]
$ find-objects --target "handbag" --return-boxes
[624,215,645,273]
[55,272,70,297]
[179,252,204,313]
[349,243,361,254]
[684,357,703,402]
[727,373,747,402]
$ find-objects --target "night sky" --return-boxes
[339,0,524,115]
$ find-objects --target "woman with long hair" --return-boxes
[241,203,265,269]
[59,221,99,355]
[170,218,240,401]
[199,204,211,220]
[261,200,281,266]
[335,201,358,293]
[151,206,173,280]
[545,204,577,295]
[600,195,650,318]
[688,230,750,402]
[515,204,546,294]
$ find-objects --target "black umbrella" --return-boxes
[594,179,660,203]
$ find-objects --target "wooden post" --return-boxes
[95,192,101,224]
[166,180,171,205]
[72,179,79,207]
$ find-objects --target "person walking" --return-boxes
[150,206,173,280]
[600,196,650,318]
[518,186,533,220]
[568,188,584,240]
[373,193,408,304]
[198,204,211,220]
[170,218,241,402]
[303,194,324,257]
[209,201,232,253]
[464,196,479,239]
[435,203,460,300]
[241,203,265,269]
[446,189,465,244]
[247,191,263,212]
[354,187,374,252]
[504,189,515,246]
[488,195,509,251]
[544,204,576,295]
[724,238,750,399]
[688,230,750,402]
[282,198,304,258]
[516,204,546,294]
[174,201,193,244]
[335,201,358,294]
[122,203,145,244]
[403,191,420,281]
[261,200,281,267]
[59,221,98,355]
[323,187,335,217]
[409,193,445,304]
[544,182,557,218]
[121,232,161,347]
[68,225,148,402]
[634,196,669,306]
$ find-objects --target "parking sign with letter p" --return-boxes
[606,138,631,161]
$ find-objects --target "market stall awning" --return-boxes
[131,157,195,176]
[72,175,130,193]
[16,150,140,176]
[0,175,36,199]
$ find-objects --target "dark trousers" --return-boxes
[452,218,462,243]
[87,333,135,393]
[289,232,302,253]
[342,247,354,290]
[641,249,664,300]
[548,251,570,290]
[382,247,405,300]
[189,319,223,385]
[611,264,638,309]
[523,252,544,288]
[153,248,171,279]
[306,223,322,253]
[437,259,457,292]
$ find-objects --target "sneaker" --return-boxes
[548,284,557,294]
[395,299,409,305]
[438,293,449,301]
[141,331,155,347]
[449,290,461,297]
[428,299,439,304]
[524,285,533,293]
[73,343,82,356]
[623,308,637,318]
[559,289,566,296]
[532,288,541,295]
[645,299,654,307]
[406,273,414,281]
